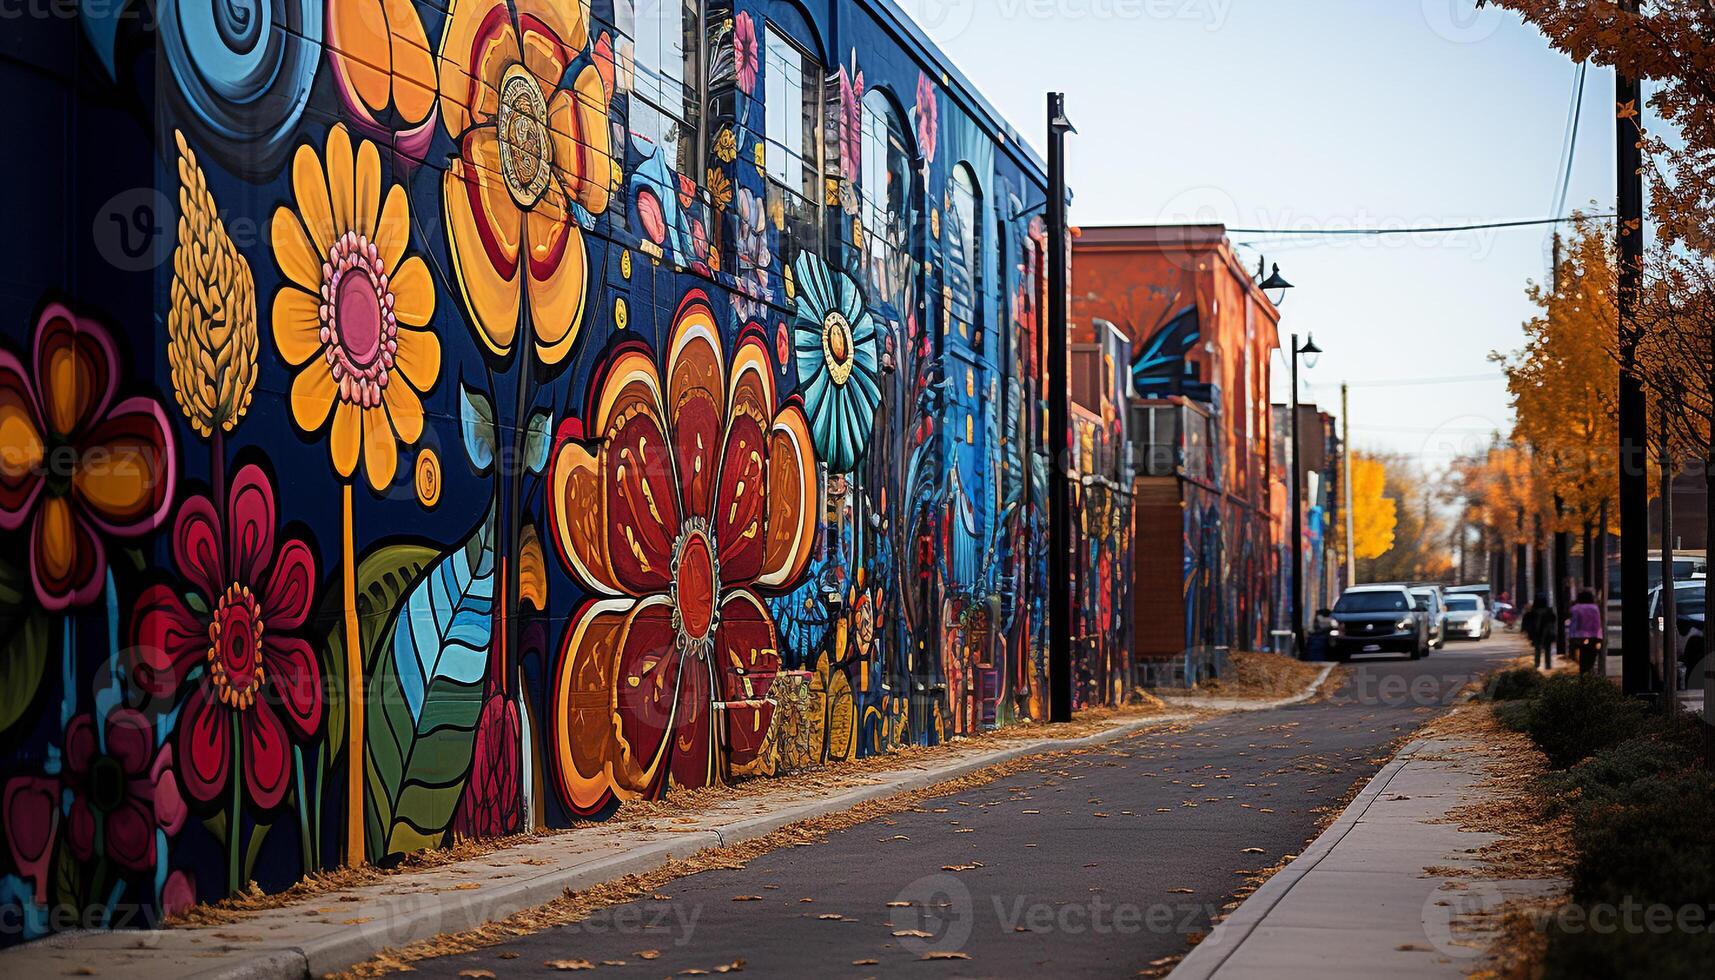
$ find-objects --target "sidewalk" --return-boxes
[2,669,1335,980]
[1172,729,1566,979]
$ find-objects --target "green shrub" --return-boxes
[1517,674,1647,768]
[1485,667,1546,701]
[1538,735,1696,813]
[1544,769,1715,979]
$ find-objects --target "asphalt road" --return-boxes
[413,636,1523,978]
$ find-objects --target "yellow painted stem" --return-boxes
[343,482,365,865]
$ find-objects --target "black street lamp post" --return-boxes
[1047,93,1076,723]
[1289,331,1320,657]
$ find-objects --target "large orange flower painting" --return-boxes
[438,0,615,366]
[546,292,818,814]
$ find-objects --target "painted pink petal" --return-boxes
[2,776,58,904]
[262,635,322,739]
[260,539,315,631]
[104,795,156,871]
[242,700,291,812]
[162,869,196,917]
[65,797,95,862]
[172,493,224,604]
[225,464,276,589]
[105,708,154,777]
[176,682,231,806]
[63,714,98,776]
[129,583,211,701]
[151,745,187,836]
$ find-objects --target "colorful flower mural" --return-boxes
[790,252,882,474]
[438,0,614,367]
[326,0,440,160]
[131,464,321,814]
[0,304,175,611]
[545,291,817,813]
[61,709,186,872]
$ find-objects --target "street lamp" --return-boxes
[1047,92,1076,723]
[1289,332,1322,658]
[1259,262,1294,307]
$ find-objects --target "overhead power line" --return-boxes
[1229,214,1614,237]
[1310,373,1504,389]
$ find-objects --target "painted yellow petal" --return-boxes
[291,142,336,253]
[328,0,392,113]
[353,137,382,240]
[330,402,362,479]
[390,254,435,327]
[438,0,517,136]
[384,0,438,126]
[393,324,441,393]
[0,394,42,481]
[517,0,588,53]
[759,402,818,588]
[325,125,356,237]
[374,183,410,274]
[443,147,522,357]
[271,287,324,367]
[362,403,397,490]
[289,363,338,435]
[271,205,324,292]
[526,187,585,366]
[383,373,424,444]
[549,438,619,596]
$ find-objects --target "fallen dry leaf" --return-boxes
[714,960,746,973]
[818,913,846,921]
[545,960,595,971]
[637,950,661,960]
[1168,888,1195,894]
[497,951,520,960]
[459,971,496,978]
[893,929,934,938]
[732,895,764,902]
[886,901,911,908]
[1241,847,1265,854]
[852,959,879,966]
[921,951,971,960]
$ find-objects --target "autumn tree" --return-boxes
[1349,454,1397,562]
[1359,456,1454,583]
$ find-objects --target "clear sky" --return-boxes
[896,0,1617,473]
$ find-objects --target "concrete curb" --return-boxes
[1168,737,1431,980]
[13,667,1336,980]
[1158,664,1337,712]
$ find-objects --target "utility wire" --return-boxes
[1310,373,1504,389]
[1551,62,1590,221]
[1229,214,1613,238]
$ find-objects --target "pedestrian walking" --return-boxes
[1566,588,1604,675]
[1523,594,1556,669]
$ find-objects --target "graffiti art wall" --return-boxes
[0,0,1119,937]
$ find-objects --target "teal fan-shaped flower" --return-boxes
[790,252,883,473]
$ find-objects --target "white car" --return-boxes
[1442,594,1491,640]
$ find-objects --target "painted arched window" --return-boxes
[949,163,983,338]
[859,89,913,307]
[763,21,823,263]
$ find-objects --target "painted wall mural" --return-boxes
[1,0,1129,939]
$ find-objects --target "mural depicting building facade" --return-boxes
[0,0,1125,937]
[1071,225,1282,683]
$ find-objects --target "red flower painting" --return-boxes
[130,464,320,812]
[0,303,176,609]
[546,291,818,814]
[62,708,187,871]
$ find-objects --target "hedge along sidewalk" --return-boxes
[3,668,1338,980]
[1171,723,1566,980]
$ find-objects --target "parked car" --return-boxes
[1607,550,1707,652]
[1647,579,1707,690]
[1442,593,1491,641]
[1328,585,1429,662]
[1410,586,1448,650]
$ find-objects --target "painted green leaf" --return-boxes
[0,560,48,736]
[320,543,439,761]
[363,509,496,862]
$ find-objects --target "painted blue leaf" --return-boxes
[460,384,497,473]
[393,511,495,722]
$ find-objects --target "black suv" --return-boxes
[1328,585,1429,662]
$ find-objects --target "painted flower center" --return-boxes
[822,311,856,385]
[670,520,720,646]
[208,583,266,711]
[498,64,553,208]
[88,754,126,814]
[320,230,398,409]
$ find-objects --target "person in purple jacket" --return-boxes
[1565,589,1604,675]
